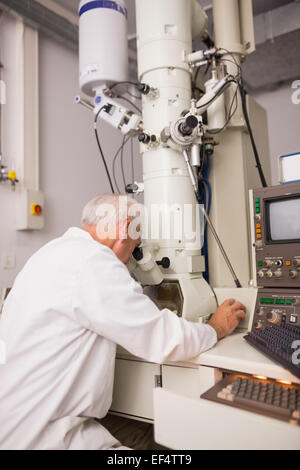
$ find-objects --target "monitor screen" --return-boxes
[267,197,300,242]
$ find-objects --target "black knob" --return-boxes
[185,115,199,129]
[157,257,171,269]
[125,184,139,194]
[137,83,151,95]
[150,135,157,142]
[133,247,143,261]
[179,115,199,136]
[138,133,151,144]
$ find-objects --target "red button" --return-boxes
[35,205,42,215]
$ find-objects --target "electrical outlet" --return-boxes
[1,253,16,269]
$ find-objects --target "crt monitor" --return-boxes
[252,182,300,288]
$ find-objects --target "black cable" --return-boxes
[94,106,115,194]
[120,135,127,190]
[109,81,140,92]
[196,78,236,110]
[238,82,268,187]
[208,47,267,187]
[112,135,131,194]
[216,48,242,77]
[116,95,142,114]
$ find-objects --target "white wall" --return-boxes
[0,13,142,292]
[253,81,300,185]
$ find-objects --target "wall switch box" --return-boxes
[16,189,44,231]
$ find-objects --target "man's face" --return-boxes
[112,235,141,265]
[111,218,141,265]
[84,217,141,265]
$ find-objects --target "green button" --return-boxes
[256,208,260,213]
[286,300,292,305]
[261,298,274,304]
[255,198,260,203]
[258,261,263,267]
[276,299,281,304]
[280,300,285,305]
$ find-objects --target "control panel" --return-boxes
[252,288,300,331]
[252,183,300,288]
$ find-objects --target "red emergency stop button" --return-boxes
[31,204,43,215]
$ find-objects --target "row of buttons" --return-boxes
[255,198,260,214]
[260,298,300,305]
[255,198,261,240]
[256,222,262,240]
[255,312,298,327]
[258,259,300,268]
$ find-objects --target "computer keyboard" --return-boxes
[201,375,300,425]
[244,324,300,379]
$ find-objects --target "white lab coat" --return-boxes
[0,227,217,450]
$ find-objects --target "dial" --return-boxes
[274,260,283,267]
[267,311,280,324]
[293,259,300,268]
[274,270,282,278]
[266,270,273,278]
[258,270,264,278]
[254,320,263,329]
[289,270,298,279]
[263,260,273,268]
[257,308,265,317]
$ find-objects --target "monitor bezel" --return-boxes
[264,194,300,245]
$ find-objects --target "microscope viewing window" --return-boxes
[265,195,300,244]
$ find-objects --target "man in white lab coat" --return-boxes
[0,194,246,450]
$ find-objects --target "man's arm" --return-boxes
[72,248,245,364]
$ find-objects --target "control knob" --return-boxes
[266,270,273,278]
[257,308,265,317]
[274,270,283,278]
[254,320,263,329]
[263,260,273,268]
[274,260,283,267]
[267,311,280,324]
[289,270,298,279]
[258,270,264,278]
[293,259,300,268]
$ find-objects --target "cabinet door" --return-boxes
[111,358,160,421]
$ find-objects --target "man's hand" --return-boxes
[208,299,246,340]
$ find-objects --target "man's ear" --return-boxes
[118,217,131,240]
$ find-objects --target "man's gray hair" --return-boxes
[81,194,138,227]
